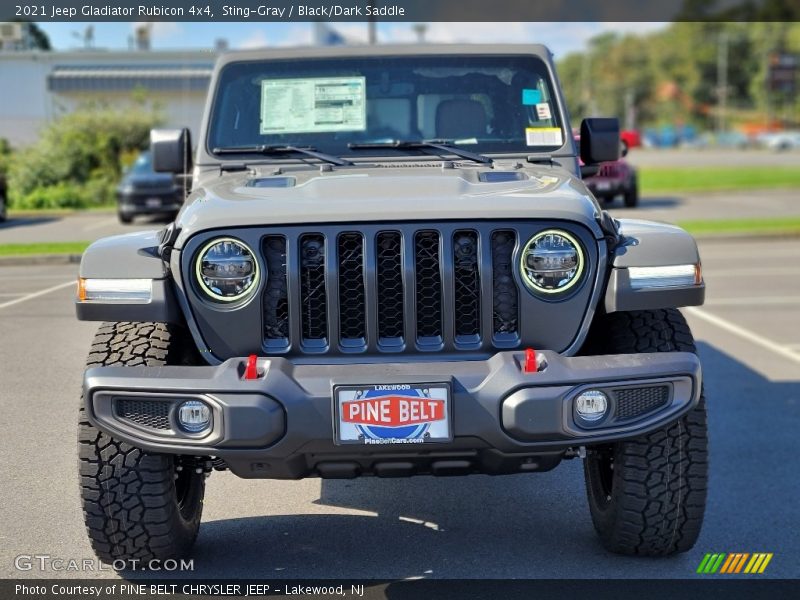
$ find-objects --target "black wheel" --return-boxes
[0,193,7,222]
[624,175,639,207]
[582,309,708,556]
[78,322,205,563]
[118,210,133,224]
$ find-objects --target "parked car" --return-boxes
[761,131,800,151]
[577,137,639,207]
[584,155,639,207]
[0,175,7,222]
[116,151,185,224]
[620,129,641,152]
[75,44,707,563]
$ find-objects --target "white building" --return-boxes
[0,49,217,146]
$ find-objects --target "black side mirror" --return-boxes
[151,128,193,174]
[580,118,620,165]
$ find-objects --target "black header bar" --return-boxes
[3,0,799,23]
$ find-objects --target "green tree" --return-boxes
[8,106,161,209]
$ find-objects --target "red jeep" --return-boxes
[584,157,639,207]
[576,134,639,208]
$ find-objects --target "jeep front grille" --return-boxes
[260,226,521,354]
[376,231,404,341]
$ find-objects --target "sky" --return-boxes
[38,22,667,58]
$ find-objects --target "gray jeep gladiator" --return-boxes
[76,45,707,563]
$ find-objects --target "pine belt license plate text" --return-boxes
[334,383,451,445]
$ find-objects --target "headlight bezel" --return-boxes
[519,229,586,296]
[194,236,260,303]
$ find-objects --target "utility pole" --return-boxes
[580,52,591,116]
[624,88,635,131]
[368,11,377,45]
[716,31,729,134]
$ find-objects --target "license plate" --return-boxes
[145,197,162,208]
[334,383,451,445]
[596,181,611,191]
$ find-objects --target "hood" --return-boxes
[173,163,602,248]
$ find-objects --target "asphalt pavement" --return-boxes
[0,234,798,580]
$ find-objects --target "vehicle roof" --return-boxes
[213,43,554,68]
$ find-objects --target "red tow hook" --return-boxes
[244,354,259,380]
[523,348,539,373]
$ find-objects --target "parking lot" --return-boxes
[0,192,799,580]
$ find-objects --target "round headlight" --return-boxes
[195,237,259,302]
[520,230,584,294]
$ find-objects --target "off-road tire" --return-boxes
[624,176,639,207]
[118,210,133,224]
[78,322,205,563]
[582,309,708,556]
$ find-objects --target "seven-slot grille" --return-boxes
[262,228,520,354]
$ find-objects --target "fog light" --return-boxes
[177,400,212,433]
[575,390,608,422]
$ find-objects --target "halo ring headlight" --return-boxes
[520,229,585,294]
[195,237,259,302]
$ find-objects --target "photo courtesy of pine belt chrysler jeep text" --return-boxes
[75,44,708,562]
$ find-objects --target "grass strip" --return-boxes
[0,241,91,257]
[640,166,800,194]
[677,217,800,236]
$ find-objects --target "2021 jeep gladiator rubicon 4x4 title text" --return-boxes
[76,45,707,562]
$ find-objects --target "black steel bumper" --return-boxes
[82,350,701,479]
[118,193,183,216]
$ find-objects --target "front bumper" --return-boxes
[83,350,701,478]
[118,192,183,216]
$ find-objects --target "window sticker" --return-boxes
[536,103,552,120]
[522,89,542,105]
[526,127,563,146]
[260,77,366,134]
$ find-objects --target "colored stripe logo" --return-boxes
[697,553,773,574]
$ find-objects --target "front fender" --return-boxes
[75,230,181,323]
[604,219,705,313]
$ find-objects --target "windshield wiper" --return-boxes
[348,140,493,165]
[212,144,353,166]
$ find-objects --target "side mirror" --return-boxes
[151,128,193,174]
[580,118,620,165]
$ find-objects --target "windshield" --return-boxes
[207,54,566,158]
[127,152,153,175]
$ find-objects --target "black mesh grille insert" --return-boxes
[376,231,404,340]
[338,233,366,341]
[116,398,171,430]
[453,230,480,338]
[414,231,442,339]
[614,386,670,420]
[263,235,289,344]
[300,234,327,341]
[491,230,519,337]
